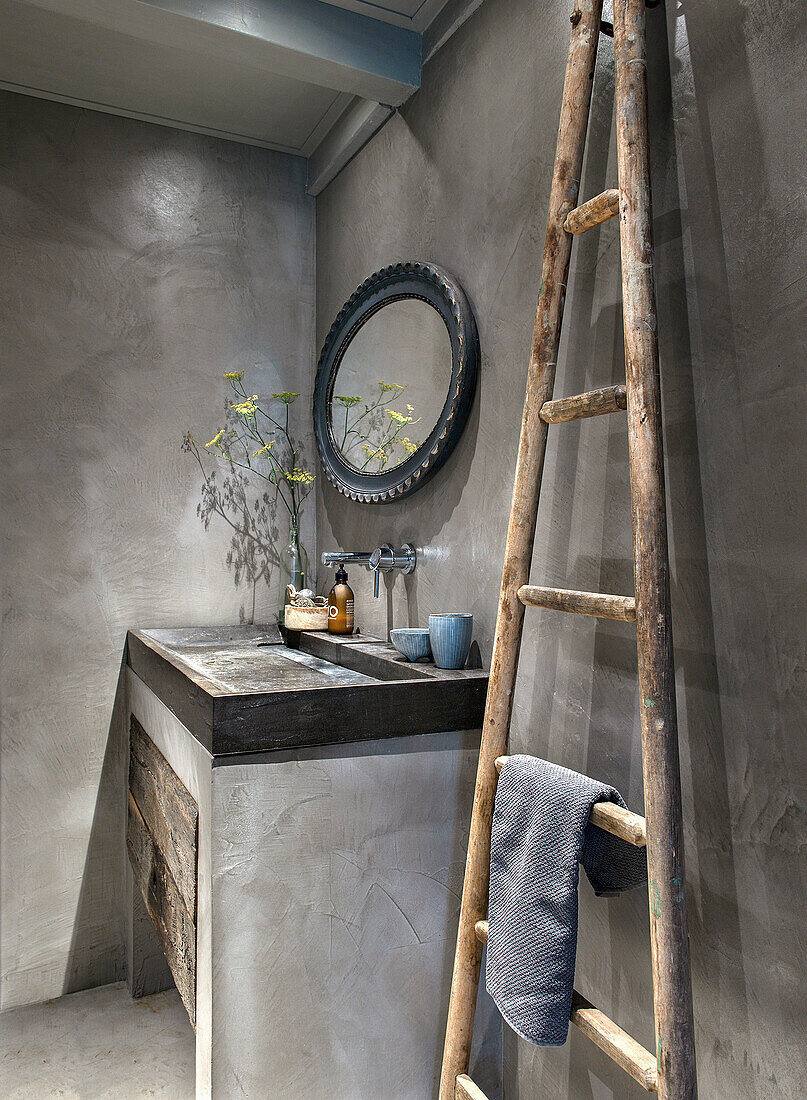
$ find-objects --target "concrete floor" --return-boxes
[0,982,195,1098]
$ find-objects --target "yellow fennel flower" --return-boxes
[252,442,274,457]
[386,408,412,424]
[223,371,244,381]
[205,429,225,448]
[362,443,387,466]
[379,380,405,393]
[284,467,315,484]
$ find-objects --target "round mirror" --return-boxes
[313,262,479,504]
[331,298,453,474]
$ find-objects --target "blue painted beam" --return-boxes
[27,0,422,104]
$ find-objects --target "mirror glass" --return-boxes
[330,298,453,474]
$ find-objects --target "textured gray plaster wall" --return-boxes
[210,734,499,1100]
[0,91,315,1010]
[315,0,807,1096]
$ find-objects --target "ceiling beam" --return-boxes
[22,0,422,105]
[422,0,487,64]
[306,97,393,195]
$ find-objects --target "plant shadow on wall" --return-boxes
[182,371,315,622]
[182,370,425,622]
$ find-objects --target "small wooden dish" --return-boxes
[285,585,329,632]
[284,604,329,632]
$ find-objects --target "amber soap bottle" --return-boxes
[327,566,354,634]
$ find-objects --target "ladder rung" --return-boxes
[571,992,658,1091]
[518,585,636,621]
[540,384,627,424]
[455,1074,491,1100]
[470,928,658,1095]
[564,188,620,234]
[493,757,646,846]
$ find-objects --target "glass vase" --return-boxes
[283,517,310,597]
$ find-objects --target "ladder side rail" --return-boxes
[613,1,697,1097]
[438,2,605,1095]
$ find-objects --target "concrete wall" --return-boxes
[210,733,499,1100]
[315,1,807,1097]
[0,91,315,1010]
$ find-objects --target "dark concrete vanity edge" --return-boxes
[126,628,488,758]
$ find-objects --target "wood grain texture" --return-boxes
[212,677,488,755]
[127,791,196,1027]
[589,801,647,846]
[540,383,627,423]
[614,0,697,1095]
[493,756,646,845]
[563,187,620,233]
[127,629,487,758]
[518,584,636,620]
[455,1074,492,1100]
[571,992,658,1091]
[437,2,605,1094]
[129,716,198,917]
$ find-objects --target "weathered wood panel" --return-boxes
[129,715,198,917]
[127,790,196,1027]
[212,676,488,756]
[127,631,216,751]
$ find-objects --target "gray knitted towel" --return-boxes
[486,755,647,1046]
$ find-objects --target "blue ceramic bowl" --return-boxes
[389,628,432,662]
[429,614,473,670]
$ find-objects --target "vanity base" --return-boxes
[125,664,501,1099]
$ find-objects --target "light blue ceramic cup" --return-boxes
[429,614,473,670]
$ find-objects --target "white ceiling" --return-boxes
[0,0,350,155]
[320,0,447,30]
[0,0,484,191]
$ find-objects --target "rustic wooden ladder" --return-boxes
[438,1,698,1098]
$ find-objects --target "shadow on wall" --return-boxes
[64,652,128,995]
[656,0,802,1093]
[196,466,281,623]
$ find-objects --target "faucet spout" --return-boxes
[322,544,417,597]
[321,550,373,567]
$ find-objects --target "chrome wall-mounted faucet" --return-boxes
[322,544,417,597]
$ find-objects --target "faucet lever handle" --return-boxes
[369,544,388,598]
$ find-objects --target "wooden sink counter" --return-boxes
[126,626,488,758]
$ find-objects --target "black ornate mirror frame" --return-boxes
[313,262,479,504]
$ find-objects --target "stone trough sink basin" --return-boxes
[126,625,488,759]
